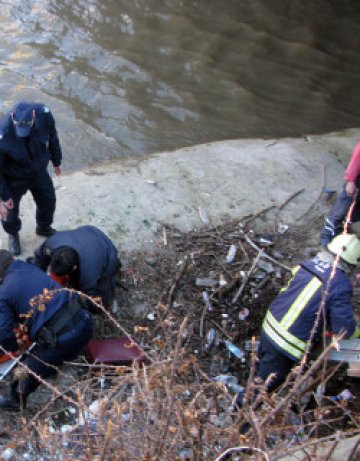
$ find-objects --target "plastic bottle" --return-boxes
[331,389,353,402]
[244,339,260,352]
[196,277,217,287]
[205,328,217,350]
[225,244,237,264]
[202,291,213,312]
[214,375,245,393]
[198,207,210,224]
[224,340,245,360]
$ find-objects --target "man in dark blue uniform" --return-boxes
[0,101,63,255]
[31,225,120,312]
[0,250,92,411]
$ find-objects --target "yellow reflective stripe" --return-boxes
[263,316,303,360]
[265,311,306,353]
[280,277,322,329]
[350,326,360,339]
[279,266,300,293]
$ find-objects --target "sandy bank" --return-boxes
[4,127,360,258]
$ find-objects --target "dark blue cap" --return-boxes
[12,102,34,137]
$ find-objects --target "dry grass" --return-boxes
[0,218,359,460]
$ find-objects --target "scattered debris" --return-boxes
[2,218,359,459]
[214,374,245,393]
[205,328,217,351]
[330,389,354,403]
[198,207,210,224]
[238,307,250,321]
[278,223,289,234]
[224,340,245,361]
[225,244,237,264]
[195,277,218,287]
[202,290,213,312]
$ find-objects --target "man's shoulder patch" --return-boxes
[42,106,50,113]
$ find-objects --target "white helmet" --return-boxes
[327,233,360,265]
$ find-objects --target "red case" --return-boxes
[85,338,144,365]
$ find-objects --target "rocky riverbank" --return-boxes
[1,130,360,460]
[7,126,360,259]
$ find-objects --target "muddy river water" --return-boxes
[0,0,359,169]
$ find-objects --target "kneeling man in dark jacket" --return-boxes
[30,225,120,312]
[0,250,92,411]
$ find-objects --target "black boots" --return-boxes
[0,382,27,412]
[0,392,26,412]
[8,227,56,255]
[36,226,56,237]
[8,234,21,256]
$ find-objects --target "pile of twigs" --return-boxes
[0,220,359,460]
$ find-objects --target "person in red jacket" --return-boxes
[320,142,360,246]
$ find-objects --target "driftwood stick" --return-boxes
[242,204,277,224]
[166,257,189,310]
[152,257,189,337]
[232,251,263,304]
[238,240,249,262]
[251,273,271,296]
[211,278,240,299]
[199,302,207,338]
[244,234,291,272]
[296,163,326,221]
[278,188,305,211]
[274,188,304,234]
[209,319,233,341]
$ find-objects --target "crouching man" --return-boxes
[237,233,360,407]
[30,225,120,313]
[0,250,93,411]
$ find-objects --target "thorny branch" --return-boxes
[0,218,358,459]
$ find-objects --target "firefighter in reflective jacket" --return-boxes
[258,233,360,393]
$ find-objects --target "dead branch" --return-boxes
[153,316,189,458]
[296,163,326,221]
[232,250,263,304]
[166,257,189,310]
[274,188,305,235]
[243,233,291,271]
[213,446,270,461]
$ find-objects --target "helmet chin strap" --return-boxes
[317,249,352,273]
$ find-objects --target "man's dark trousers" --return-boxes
[235,332,296,408]
[320,180,360,246]
[15,309,92,397]
[2,169,55,235]
[257,332,296,393]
